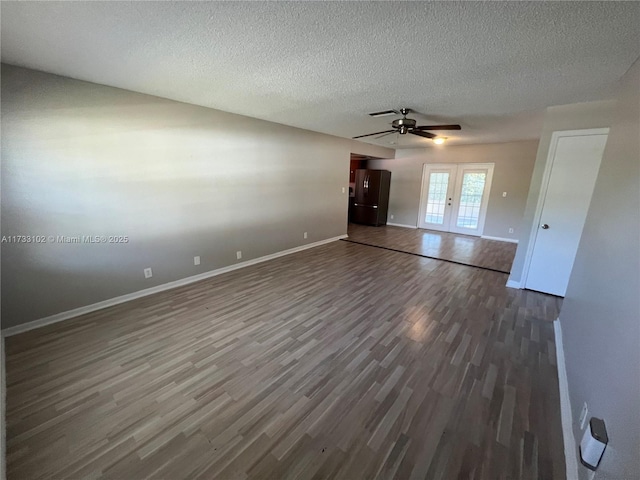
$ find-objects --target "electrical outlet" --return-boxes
[143,267,152,279]
[502,191,507,197]
[579,403,589,430]
[303,232,308,239]
[390,214,394,220]
[236,251,242,260]
[194,256,200,266]
[509,227,514,234]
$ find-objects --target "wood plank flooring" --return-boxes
[5,239,564,479]
[347,224,517,273]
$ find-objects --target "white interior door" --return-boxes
[524,132,608,296]
[418,165,456,232]
[418,163,494,236]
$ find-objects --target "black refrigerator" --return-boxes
[351,169,391,226]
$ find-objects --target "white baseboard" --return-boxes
[506,278,522,289]
[555,319,579,480]
[1,235,347,337]
[386,222,417,229]
[481,235,519,244]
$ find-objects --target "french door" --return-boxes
[418,163,494,236]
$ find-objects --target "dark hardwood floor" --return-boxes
[347,224,517,274]
[5,237,565,479]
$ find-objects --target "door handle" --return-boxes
[541,224,549,229]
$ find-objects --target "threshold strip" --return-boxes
[340,238,511,275]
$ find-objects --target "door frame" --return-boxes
[417,162,495,236]
[520,128,609,290]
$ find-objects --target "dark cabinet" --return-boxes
[349,159,366,183]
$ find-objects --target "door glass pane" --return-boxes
[425,172,449,224]
[456,172,486,229]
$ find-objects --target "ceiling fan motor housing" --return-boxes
[392,117,416,134]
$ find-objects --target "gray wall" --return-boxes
[0,65,392,329]
[509,100,615,283]
[0,337,5,480]
[368,140,538,240]
[349,139,394,159]
[561,59,640,479]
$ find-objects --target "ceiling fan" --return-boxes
[353,108,461,141]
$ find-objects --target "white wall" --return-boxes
[560,58,640,480]
[368,140,538,240]
[0,65,392,329]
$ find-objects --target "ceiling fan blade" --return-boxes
[415,124,462,131]
[410,130,436,139]
[368,109,400,117]
[353,129,396,139]
[375,131,397,140]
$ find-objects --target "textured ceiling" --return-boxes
[2,1,639,149]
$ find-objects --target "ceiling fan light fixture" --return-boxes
[433,137,446,145]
